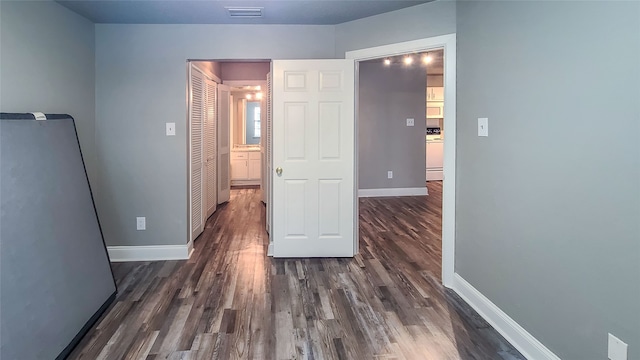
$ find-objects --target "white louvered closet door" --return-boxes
[217,84,231,204]
[190,66,205,241]
[266,72,272,234]
[205,78,218,218]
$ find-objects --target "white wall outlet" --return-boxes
[608,333,628,360]
[478,117,489,137]
[166,122,176,136]
[387,171,393,179]
[136,217,146,231]
[406,118,415,127]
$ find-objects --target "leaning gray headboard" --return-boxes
[0,113,117,360]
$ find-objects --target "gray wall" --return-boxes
[427,75,443,87]
[0,0,97,187]
[456,1,640,359]
[95,24,335,246]
[335,0,456,57]
[359,61,426,190]
[220,62,270,81]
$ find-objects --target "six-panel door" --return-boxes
[272,60,355,257]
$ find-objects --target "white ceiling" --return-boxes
[56,0,433,25]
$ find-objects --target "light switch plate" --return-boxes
[608,333,628,360]
[406,118,415,127]
[387,171,393,179]
[166,122,176,136]
[136,217,146,231]
[478,118,489,137]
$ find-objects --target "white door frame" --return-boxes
[346,34,457,287]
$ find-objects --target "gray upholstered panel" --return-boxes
[0,115,116,360]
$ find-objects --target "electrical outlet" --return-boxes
[136,217,146,231]
[478,117,489,137]
[608,333,628,360]
[387,171,393,179]
[166,122,176,136]
[406,118,415,127]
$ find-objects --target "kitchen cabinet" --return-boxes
[231,150,261,185]
[427,87,444,101]
[426,102,444,119]
[426,86,444,119]
[426,140,444,181]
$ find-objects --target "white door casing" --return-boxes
[346,34,457,287]
[217,84,231,204]
[272,60,355,257]
[189,65,205,241]
[266,71,273,235]
[205,78,218,217]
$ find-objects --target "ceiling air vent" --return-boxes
[226,7,263,18]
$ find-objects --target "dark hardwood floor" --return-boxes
[69,182,524,360]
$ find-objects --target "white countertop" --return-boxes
[232,146,260,152]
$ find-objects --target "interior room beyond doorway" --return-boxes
[357,48,445,199]
[187,60,271,247]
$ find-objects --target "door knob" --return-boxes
[275,167,283,176]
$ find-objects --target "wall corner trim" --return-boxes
[107,245,192,262]
[358,187,428,198]
[452,274,562,360]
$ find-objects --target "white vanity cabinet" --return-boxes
[248,153,262,180]
[231,149,261,186]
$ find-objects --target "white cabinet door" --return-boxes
[427,87,444,101]
[231,158,248,180]
[272,59,355,257]
[248,158,261,180]
[427,101,444,119]
[427,142,444,169]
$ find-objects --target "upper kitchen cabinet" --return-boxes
[426,87,444,101]
[426,85,444,118]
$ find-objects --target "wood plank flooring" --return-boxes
[69,183,524,360]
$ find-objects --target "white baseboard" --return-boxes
[426,169,443,181]
[107,244,192,262]
[452,274,561,360]
[358,187,428,198]
[186,240,195,258]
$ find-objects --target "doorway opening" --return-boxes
[347,34,457,286]
[356,48,446,281]
[187,60,272,249]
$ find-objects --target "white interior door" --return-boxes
[205,78,218,217]
[217,84,231,203]
[272,60,355,257]
[189,66,205,241]
[265,71,272,234]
